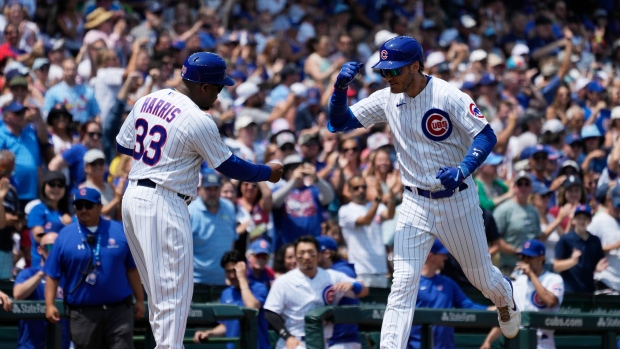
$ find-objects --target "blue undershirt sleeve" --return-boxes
[215,154,272,182]
[458,124,497,178]
[327,88,363,132]
[116,141,133,157]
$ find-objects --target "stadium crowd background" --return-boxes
[1,0,620,347]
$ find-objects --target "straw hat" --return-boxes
[85,8,114,29]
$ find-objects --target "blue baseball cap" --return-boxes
[519,239,545,257]
[532,182,552,196]
[519,145,549,161]
[562,175,583,189]
[247,239,270,255]
[200,170,221,188]
[307,87,320,105]
[317,236,338,252]
[41,220,64,236]
[478,73,497,86]
[430,239,449,254]
[586,81,605,93]
[3,101,27,113]
[574,204,592,218]
[564,133,581,145]
[73,187,102,204]
[482,152,503,166]
[581,124,603,139]
[461,81,476,90]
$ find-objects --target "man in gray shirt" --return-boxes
[493,170,542,275]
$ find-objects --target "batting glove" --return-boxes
[436,166,466,191]
[335,62,364,90]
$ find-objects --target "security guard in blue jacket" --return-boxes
[317,236,362,349]
[43,188,145,349]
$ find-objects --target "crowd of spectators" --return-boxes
[0,0,620,347]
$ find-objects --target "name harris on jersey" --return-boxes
[140,95,182,123]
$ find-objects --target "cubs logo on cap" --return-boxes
[469,103,485,119]
[421,108,452,141]
[381,50,388,60]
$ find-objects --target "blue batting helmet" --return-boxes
[372,36,424,70]
[181,52,235,86]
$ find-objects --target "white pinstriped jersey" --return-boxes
[513,272,564,349]
[350,76,489,190]
[116,89,231,197]
[264,268,357,348]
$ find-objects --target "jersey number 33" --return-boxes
[133,118,168,166]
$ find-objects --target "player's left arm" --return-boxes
[437,96,497,190]
[527,271,560,308]
[450,278,488,310]
[331,270,369,298]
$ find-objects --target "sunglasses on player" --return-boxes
[379,68,403,78]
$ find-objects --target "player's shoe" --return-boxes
[497,276,521,338]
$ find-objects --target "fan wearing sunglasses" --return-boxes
[326,35,519,347]
[44,188,145,348]
[13,231,71,349]
[27,171,72,268]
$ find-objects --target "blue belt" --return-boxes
[405,183,468,199]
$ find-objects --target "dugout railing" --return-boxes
[303,306,620,349]
[0,300,258,349]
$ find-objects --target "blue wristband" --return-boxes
[352,282,362,295]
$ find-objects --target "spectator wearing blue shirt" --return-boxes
[0,101,49,205]
[408,240,489,349]
[44,188,145,349]
[246,239,275,289]
[268,63,300,108]
[190,171,237,285]
[14,231,70,349]
[43,58,100,125]
[193,250,270,349]
[579,125,608,174]
[554,204,607,293]
[317,236,361,349]
[272,154,334,249]
[48,120,103,192]
[27,171,72,267]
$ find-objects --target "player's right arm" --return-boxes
[327,62,387,133]
[188,114,282,183]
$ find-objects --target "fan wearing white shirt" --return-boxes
[337,175,397,288]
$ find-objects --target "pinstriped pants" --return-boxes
[380,183,514,349]
[122,182,193,349]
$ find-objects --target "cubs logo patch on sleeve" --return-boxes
[469,103,485,119]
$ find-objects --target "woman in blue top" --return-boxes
[27,171,72,266]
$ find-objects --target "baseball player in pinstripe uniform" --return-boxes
[327,36,521,348]
[115,52,283,349]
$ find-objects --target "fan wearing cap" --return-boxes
[482,239,565,349]
[474,152,511,211]
[268,63,301,108]
[44,188,145,348]
[317,235,363,349]
[554,204,607,293]
[43,58,100,124]
[548,175,587,232]
[14,230,71,349]
[298,133,326,173]
[79,149,123,220]
[245,239,275,289]
[493,171,542,274]
[587,186,620,292]
[0,100,50,204]
[272,154,335,248]
[235,82,270,126]
[271,130,298,161]
[409,239,489,349]
[189,170,238,286]
[579,124,608,174]
[225,115,258,163]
